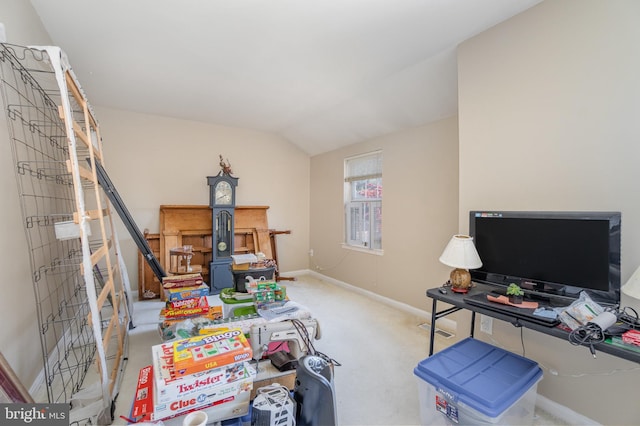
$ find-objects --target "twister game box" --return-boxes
[131,362,252,422]
[151,341,254,404]
[172,328,252,377]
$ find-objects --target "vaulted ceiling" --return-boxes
[30,0,540,156]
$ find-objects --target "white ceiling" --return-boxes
[29,0,540,156]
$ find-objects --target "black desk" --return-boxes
[426,283,640,363]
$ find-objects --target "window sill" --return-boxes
[341,243,384,256]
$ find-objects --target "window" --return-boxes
[344,151,382,251]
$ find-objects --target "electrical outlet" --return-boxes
[309,249,314,257]
[480,315,493,335]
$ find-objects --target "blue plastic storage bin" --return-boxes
[414,338,542,425]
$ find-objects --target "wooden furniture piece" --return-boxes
[138,231,162,299]
[235,206,272,259]
[157,205,276,292]
[269,229,295,282]
[159,205,213,292]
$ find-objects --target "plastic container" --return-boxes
[414,338,542,425]
[220,288,255,318]
[232,267,275,292]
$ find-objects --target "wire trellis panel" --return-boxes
[0,43,131,425]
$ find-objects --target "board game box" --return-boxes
[130,365,154,423]
[153,390,251,423]
[160,296,210,319]
[172,328,253,377]
[151,341,254,404]
[164,284,210,302]
[158,305,223,341]
[162,273,204,289]
[131,364,252,422]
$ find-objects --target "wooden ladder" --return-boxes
[58,67,130,401]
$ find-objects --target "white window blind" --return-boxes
[344,151,382,250]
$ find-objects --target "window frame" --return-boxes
[343,150,383,254]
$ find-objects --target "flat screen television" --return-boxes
[469,211,621,306]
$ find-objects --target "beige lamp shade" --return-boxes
[622,264,640,315]
[439,235,482,292]
[439,235,482,269]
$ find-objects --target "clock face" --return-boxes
[214,181,233,205]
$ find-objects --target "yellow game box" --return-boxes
[172,328,253,377]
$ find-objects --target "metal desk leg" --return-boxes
[470,311,476,338]
[429,298,437,356]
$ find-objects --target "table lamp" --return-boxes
[622,264,640,319]
[439,234,482,293]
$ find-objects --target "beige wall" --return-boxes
[0,2,310,395]
[458,1,640,424]
[0,0,54,393]
[309,117,459,310]
[4,1,639,423]
[95,107,311,285]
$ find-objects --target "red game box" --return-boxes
[130,365,154,423]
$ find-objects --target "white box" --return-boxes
[157,389,251,426]
[151,342,253,404]
[153,373,254,420]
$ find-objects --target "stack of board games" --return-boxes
[160,273,210,320]
[158,273,224,341]
[131,328,255,422]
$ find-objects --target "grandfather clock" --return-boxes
[207,172,238,293]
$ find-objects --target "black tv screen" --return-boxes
[469,211,621,306]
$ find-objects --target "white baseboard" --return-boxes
[28,327,73,399]
[29,372,45,400]
[535,394,600,425]
[285,269,597,425]
[285,269,458,333]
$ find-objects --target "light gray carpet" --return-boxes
[112,274,565,425]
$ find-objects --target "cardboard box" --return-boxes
[131,364,252,423]
[166,296,207,310]
[157,388,251,425]
[232,262,250,271]
[152,342,254,404]
[130,365,154,423]
[158,305,223,341]
[153,371,253,420]
[162,273,204,289]
[164,284,210,302]
[172,328,253,377]
[160,297,210,319]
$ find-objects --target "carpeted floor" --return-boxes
[112,273,567,425]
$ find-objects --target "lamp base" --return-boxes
[450,268,472,293]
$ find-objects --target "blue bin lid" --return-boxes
[414,338,542,418]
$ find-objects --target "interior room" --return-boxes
[1,1,639,425]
